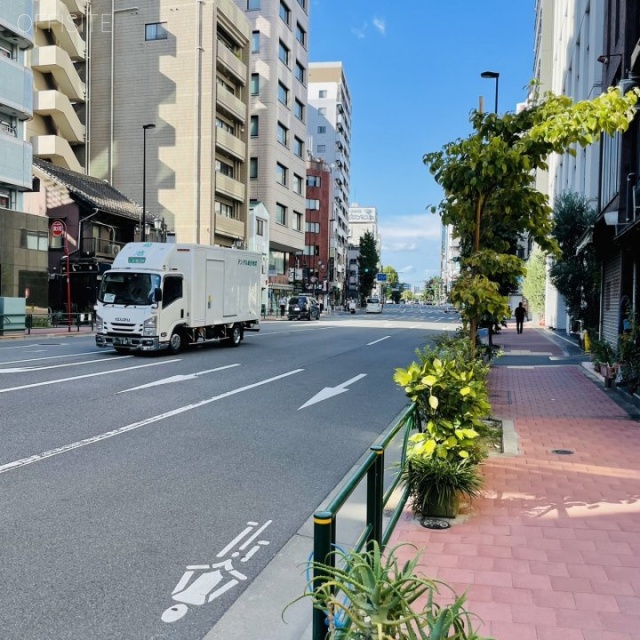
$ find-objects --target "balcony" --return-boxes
[0,0,34,49]
[0,60,33,120]
[215,213,245,240]
[31,134,82,171]
[34,90,85,142]
[81,237,125,258]
[0,135,32,189]
[59,0,86,16]
[216,45,247,86]
[216,89,247,124]
[215,173,245,201]
[31,45,85,101]
[215,127,245,161]
[36,0,86,60]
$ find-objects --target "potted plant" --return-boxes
[289,541,491,639]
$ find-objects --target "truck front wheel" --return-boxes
[168,330,183,354]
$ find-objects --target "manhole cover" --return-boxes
[551,449,574,455]
[420,517,450,530]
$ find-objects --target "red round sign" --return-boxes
[51,221,64,237]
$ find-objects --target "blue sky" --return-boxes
[309,1,536,287]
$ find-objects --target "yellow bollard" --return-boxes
[582,330,590,353]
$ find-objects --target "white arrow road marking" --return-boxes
[118,364,240,393]
[0,360,179,394]
[0,368,303,474]
[366,336,390,346]
[0,356,131,374]
[298,373,366,410]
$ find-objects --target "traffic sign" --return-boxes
[50,220,64,237]
[376,273,387,282]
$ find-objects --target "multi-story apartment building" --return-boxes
[308,61,352,302]
[28,0,87,172]
[89,0,252,248]
[346,204,379,301]
[440,224,459,302]
[236,0,309,299]
[0,0,49,305]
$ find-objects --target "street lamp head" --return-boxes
[143,123,156,130]
[481,70,499,79]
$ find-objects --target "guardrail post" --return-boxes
[312,510,334,640]
[366,445,384,551]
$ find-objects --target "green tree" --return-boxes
[423,86,639,350]
[381,265,399,300]
[549,192,600,331]
[401,289,415,303]
[522,246,546,318]
[357,231,379,301]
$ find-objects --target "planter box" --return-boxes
[420,493,460,519]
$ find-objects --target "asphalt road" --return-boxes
[0,305,460,640]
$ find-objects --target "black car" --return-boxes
[287,295,320,320]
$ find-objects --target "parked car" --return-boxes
[287,295,320,320]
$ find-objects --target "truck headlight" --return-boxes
[95,313,103,332]
[143,315,157,336]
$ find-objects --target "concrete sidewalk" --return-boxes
[388,322,640,639]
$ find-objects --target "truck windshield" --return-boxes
[98,272,161,306]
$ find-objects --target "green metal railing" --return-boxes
[0,313,95,336]
[311,404,418,640]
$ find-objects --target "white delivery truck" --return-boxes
[95,243,261,354]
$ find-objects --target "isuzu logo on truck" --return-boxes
[115,317,130,322]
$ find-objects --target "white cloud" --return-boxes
[372,17,386,35]
[351,23,367,39]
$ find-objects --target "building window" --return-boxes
[294,211,303,231]
[250,116,259,137]
[247,0,260,9]
[307,176,321,187]
[600,130,621,208]
[318,107,326,116]
[251,31,260,53]
[216,117,234,134]
[21,229,48,251]
[295,23,306,47]
[216,159,235,178]
[0,189,12,208]
[276,203,287,225]
[0,44,13,59]
[277,122,288,146]
[295,61,305,84]
[319,89,327,98]
[250,73,260,95]
[306,199,320,210]
[278,82,289,106]
[317,144,326,153]
[215,200,236,219]
[297,0,306,9]
[294,99,305,122]
[305,221,319,233]
[317,125,326,134]
[278,40,290,66]
[250,157,258,179]
[293,136,304,158]
[279,1,291,25]
[217,76,235,96]
[293,174,303,194]
[145,23,168,40]
[276,162,288,186]
[256,218,264,236]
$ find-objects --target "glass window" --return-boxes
[215,200,236,219]
[247,0,260,9]
[295,61,305,84]
[318,107,326,116]
[294,211,303,231]
[294,99,304,122]
[306,199,320,210]
[317,125,326,134]
[294,136,304,158]
[250,115,259,137]
[145,23,168,41]
[216,117,234,133]
[250,73,260,95]
[317,144,326,153]
[276,162,288,186]
[278,40,289,66]
[319,89,327,98]
[277,122,288,146]
[295,23,306,47]
[251,31,260,53]
[278,82,289,106]
[215,159,234,178]
[293,174,303,194]
[307,176,321,187]
[297,0,306,8]
[279,1,291,25]
[276,203,287,225]
[21,230,48,251]
[256,218,264,236]
[250,157,258,179]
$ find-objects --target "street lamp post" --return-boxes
[141,123,156,242]
[480,71,500,114]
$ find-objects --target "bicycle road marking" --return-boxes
[0,368,304,475]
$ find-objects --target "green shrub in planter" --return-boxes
[401,457,484,518]
[289,541,491,639]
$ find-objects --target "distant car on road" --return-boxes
[287,295,320,321]
[365,297,383,313]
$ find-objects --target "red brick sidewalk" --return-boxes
[389,325,640,640]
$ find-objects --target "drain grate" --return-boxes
[420,517,451,530]
[551,449,574,455]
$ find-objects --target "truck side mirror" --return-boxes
[154,288,163,302]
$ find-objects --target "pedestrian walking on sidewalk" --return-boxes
[279,296,286,318]
[514,301,526,334]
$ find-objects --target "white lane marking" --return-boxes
[118,363,240,392]
[298,373,366,410]
[0,369,303,474]
[0,356,131,374]
[24,350,46,353]
[0,360,180,394]
[0,351,106,366]
[367,336,390,346]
